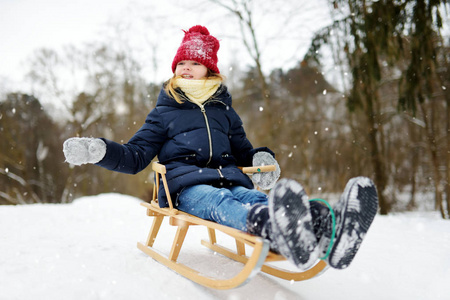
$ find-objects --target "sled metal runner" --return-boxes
[137,162,328,289]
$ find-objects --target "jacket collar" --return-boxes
[156,83,231,108]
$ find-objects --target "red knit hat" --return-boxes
[171,25,220,74]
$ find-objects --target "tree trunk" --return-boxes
[446,91,450,219]
[444,68,450,219]
[419,102,445,218]
[407,136,418,210]
[365,93,389,214]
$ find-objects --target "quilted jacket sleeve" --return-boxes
[95,108,167,174]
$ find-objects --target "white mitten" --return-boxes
[251,151,281,190]
[63,137,106,165]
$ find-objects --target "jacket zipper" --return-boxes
[201,104,226,179]
[200,104,213,166]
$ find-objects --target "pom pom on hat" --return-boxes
[171,25,220,74]
[186,25,210,35]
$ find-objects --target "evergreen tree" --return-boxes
[305,0,449,216]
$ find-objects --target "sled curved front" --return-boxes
[201,235,329,281]
[137,162,329,289]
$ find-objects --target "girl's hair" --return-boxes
[164,69,225,104]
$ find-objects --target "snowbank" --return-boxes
[1,193,449,300]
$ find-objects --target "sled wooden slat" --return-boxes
[239,165,276,174]
[207,227,217,244]
[137,161,328,289]
[236,240,246,256]
[169,226,189,261]
[146,215,163,247]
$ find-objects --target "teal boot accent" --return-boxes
[309,199,336,260]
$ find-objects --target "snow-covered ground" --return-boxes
[1,193,449,300]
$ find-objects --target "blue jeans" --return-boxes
[177,185,268,232]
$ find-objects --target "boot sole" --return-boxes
[269,179,318,269]
[328,177,378,269]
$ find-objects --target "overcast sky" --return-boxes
[0,0,349,108]
[1,0,135,84]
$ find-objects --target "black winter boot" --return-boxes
[246,203,279,253]
[309,200,334,259]
[318,177,378,269]
[268,179,319,270]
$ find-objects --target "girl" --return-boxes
[63,25,378,270]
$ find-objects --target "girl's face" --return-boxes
[175,60,208,80]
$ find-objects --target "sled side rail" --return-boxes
[151,161,276,212]
[153,161,276,175]
[140,201,261,245]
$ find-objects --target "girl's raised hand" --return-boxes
[63,137,106,165]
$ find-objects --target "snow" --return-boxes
[1,193,450,300]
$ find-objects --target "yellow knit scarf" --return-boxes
[173,78,221,106]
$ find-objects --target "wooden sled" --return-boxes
[137,162,328,289]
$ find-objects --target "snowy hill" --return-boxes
[1,193,449,300]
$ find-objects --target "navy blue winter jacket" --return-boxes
[96,84,273,207]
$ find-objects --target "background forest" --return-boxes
[1,0,449,219]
